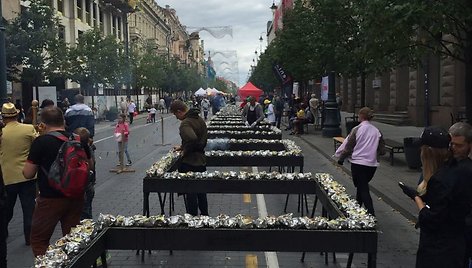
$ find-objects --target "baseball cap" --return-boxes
[415,126,451,148]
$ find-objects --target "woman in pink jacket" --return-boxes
[114,113,132,166]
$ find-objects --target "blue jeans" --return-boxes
[117,141,131,163]
[5,180,36,244]
[81,181,95,220]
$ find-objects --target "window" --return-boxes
[85,0,91,25]
[58,25,65,40]
[112,16,116,36]
[92,4,97,27]
[99,9,104,33]
[57,0,64,13]
[117,17,122,38]
[77,0,83,21]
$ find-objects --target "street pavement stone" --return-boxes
[7,111,424,267]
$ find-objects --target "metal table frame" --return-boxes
[67,227,377,268]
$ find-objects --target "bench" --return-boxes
[333,136,345,152]
[384,139,404,166]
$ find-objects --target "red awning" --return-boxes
[237,82,263,100]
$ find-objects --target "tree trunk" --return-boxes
[465,30,472,123]
[360,72,366,107]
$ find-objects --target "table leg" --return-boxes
[367,253,376,268]
[158,193,165,215]
[143,192,150,217]
[347,252,354,268]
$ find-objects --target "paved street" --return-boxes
[7,111,423,267]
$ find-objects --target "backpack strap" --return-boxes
[47,131,79,142]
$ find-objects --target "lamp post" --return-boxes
[322,71,342,137]
[259,34,263,54]
[270,1,277,15]
[0,2,8,104]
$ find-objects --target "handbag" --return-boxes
[114,133,122,142]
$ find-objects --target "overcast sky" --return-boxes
[160,1,274,87]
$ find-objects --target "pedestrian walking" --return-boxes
[65,94,95,138]
[335,107,385,216]
[23,107,93,256]
[0,102,38,246]
[127,100,136,125]
[148,106,157,123]
[398,126,472,267]
[159,97,166,113]
[119,97,127,114]
[164,95,172,114]
[264,99,276,126]
[200,97,210,120]
[170,100,208,216]
[273,95,284,129]
[114,114,132,166]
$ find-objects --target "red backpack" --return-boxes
[42,132,90,198]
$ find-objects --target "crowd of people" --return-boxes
[1,89,472,268]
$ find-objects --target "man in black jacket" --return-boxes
[170,100,208,216]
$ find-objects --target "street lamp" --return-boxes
[259,35,263,54]
[321,72,342,137]
[270,1,277,15]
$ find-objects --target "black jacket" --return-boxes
[179,108,207,167]
[416,159,472,267]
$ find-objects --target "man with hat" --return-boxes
[0,102,38,245]
[263,99,276,126]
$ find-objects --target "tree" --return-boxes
[249,43,279,92]
[5,0,66,89]
[405,0,472,121]
[68,29,124,107]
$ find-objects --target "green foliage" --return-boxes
[68,29,125,92]
[209,78,229,93]
[5,0,66,85]
[249,42,279,92]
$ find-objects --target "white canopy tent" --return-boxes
[194,87,206,96]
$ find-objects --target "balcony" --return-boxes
[102,0,135,13]
[129,26,142,41]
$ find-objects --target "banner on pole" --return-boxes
[321,76,328,101]
[272,63,292,85]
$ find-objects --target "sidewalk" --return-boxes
[290,111,424,222]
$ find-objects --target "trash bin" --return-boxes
[345,120,360,135]
[403,137,422,169]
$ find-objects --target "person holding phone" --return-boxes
[399,126,472,267]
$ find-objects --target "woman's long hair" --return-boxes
[417,145,450,195]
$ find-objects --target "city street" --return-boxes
[7,112,421,267]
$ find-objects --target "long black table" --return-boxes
[144,153,304,217]
[67,227,377,268]
[143,178,313,216]
[207,132,282,140]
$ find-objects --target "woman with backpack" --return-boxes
[114,114,132,166]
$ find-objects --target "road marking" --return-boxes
[252,167,279,268]
[94,117,169,144]
[243,194,251,203]
[245,254,258,268]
